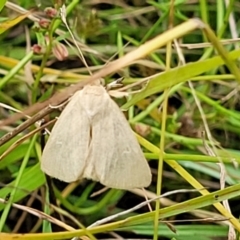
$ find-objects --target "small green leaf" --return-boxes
[0,0,7,12]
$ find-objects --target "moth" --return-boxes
[41,82,152,190]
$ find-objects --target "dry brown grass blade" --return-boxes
[0,119,56,160]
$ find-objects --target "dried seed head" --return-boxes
[52,42,68,61]
[32,44,45,54]
[44,7,58,18]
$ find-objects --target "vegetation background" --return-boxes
[0,0,240,239]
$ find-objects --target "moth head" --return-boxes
[89,79,105,86]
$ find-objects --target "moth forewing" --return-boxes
[83,86,152,189]
[41,91,90,182]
